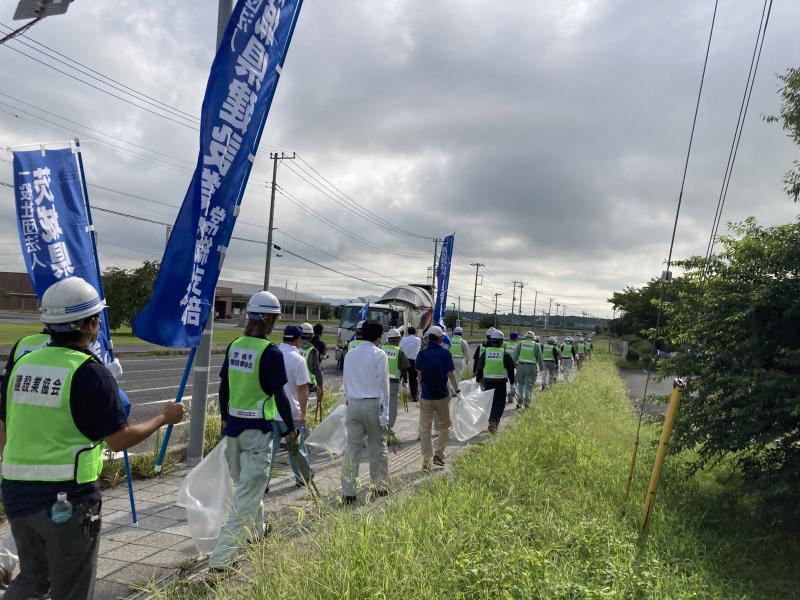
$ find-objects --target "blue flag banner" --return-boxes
[133,0,304,347]
[12,145,114,365]
[432,234,455,330]
[359,301,370,321]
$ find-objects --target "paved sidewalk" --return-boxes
[0,387,527,599]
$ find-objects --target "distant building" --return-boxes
[0,272,38,311]
[215,280,324,321]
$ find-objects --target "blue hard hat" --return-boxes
[510,331,519,340]
[283,324,303,338]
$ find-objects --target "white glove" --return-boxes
[107,358,123,380]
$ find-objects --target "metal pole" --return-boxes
[510,282,517,331]
[640,379,685,533]
[186,0,234,467]
[165,224,172,250]
[469,263,483,336]
[264,153,279,289]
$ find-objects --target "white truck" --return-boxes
[335,284,434,369]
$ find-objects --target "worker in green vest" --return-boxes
[503,331,521,403]
[586,335,594,360]
[515,331,544,408]
[347,320,367,351]
[541,336,561,389]
[449,326,470,384]
[472,327,495,377]
[561,336,576,381]
[1,277,184,599]
[299,322,325,420]
[575,335,587,370]
[211,290,297,569]
[1,331,51,395]
[381,328,410,445]
[475,329,516,434]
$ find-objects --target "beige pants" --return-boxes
[419,397,451,465]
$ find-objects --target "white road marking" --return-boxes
[137,392,219,406]
[124,381,220,394]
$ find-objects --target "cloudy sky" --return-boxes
[1,0,798,318]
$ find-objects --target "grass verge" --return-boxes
[161,357,799,599]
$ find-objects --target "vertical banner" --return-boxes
[133,0,304,348]
[432,234,455,330]
[12,146,113,365]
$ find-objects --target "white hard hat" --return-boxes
[524,331,534,339]
[41,277,106,325]
[490,329,505,340]
[427,325,444,338]
[300,322,314,336]
[454,326,463,334]
[387,328,401,339]
[485,327,496,337]
[246,290,281,315]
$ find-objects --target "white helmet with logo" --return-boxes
[485,327,496,338]
[387,328,401,339]
[41,277,106,325]
[300,322,314,337]
[490,329,505,340]
[246,290,281,315]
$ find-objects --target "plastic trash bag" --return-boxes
[452,379,494,441]
[0,530,17,586]
[176,438,233,555]
[306,403,347,455]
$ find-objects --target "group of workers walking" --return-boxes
[0,277,595,597]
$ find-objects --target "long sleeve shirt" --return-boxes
[343,341,390,425]
[512,343,544,371]
[399,334,421,361]
[474,349,516,385]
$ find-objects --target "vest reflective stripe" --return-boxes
[301,347,317,386]
[542,344,556,361]
[577,342,586,353]
[227,336,277,420]
[483,348,506,379]
[503,341,518,355]
[518,341,537,364]
[562,343,573,359]
[348,339,366,351]
[381,344,401,380]
[449,336,464,358]
[4,346,103,484]
[13,333,51,362]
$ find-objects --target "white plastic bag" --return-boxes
[306,403,347,455]
[0,530,17,585]
[176,438,234,555]
[452,379,494,441]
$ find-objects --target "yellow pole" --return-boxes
[640,378,685,534]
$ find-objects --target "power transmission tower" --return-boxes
[469,263,484,336]
[264,151,296,289]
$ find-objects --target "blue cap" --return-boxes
[283,325,302,338]
[510,332,519,340]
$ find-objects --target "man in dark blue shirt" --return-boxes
[414,326,460,470]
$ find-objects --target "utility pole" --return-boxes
[264,151,296,289]
[532,290,538,326]
[493,292,502,327]
[547,297,553,331]
[516,282,526,329]
[187,0,234,467]
[469,263,484,336]
[164,224,172,250]
[510,282,518,331]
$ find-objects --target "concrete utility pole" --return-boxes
[430,238,441,299]
[264,151,296,289]
[547,297,553,331]
[187,0,234,467]
[493,292,502,327]
[518,283,525,328]
[469,263,484,336]
[532,290,538,325]
[510,282,518,329]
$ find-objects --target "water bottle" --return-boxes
[50,492,73,524]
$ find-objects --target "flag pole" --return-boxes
[155,347,197,473]
[73,138,138,524]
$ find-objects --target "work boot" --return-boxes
[433,455,445,467]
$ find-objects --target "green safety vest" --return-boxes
[348,339,366,351]
[562,343,573,359]
[13,333,51,362]
[226,336,277,420]
[450,336,464,358]
[4,346,104,484]
[381,344,401,380]
[300,346,318,387]
[587,341,593,350]
[518,340,538,364]
[542,343,556,361]
[483,347,507,380]
[503,341,518,355]
[577,341,586,353]
[479,344,487,358]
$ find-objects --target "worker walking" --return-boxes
[472,327,495,377]
[575,335,586,370]
[415,326,461,470]
[211,291,297,569]
[475,329,516,434]
[399,327,421,402]
[341,321,390,504]
[381,329,409,445]
[541,336,561,389]
[448,326,470,385]
[504,331,521,403]
[561,336,576,381]
[299,322,325,416]
[586,335,594,360]
[0,277,184,599]
[275,326,314,489]
[515,331,544,408]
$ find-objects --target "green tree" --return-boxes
[478,314,495,330]
[607,279,664,337]
[660,218,800,515]
[765,67,800,201]
[444,311,458,330]
[319,303,333,320]
[102,261,159,330]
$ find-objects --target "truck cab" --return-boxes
[336,303,406,369]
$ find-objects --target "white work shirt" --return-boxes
[343,341,390,425]
[399,334,421,360]
[277,343,311,423]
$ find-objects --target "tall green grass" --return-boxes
[163,357,799,599]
